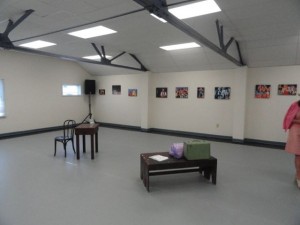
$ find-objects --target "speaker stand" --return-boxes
[81,92,93,124]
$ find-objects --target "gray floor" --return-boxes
[0,127,299,225]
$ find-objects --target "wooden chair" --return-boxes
[54,120,76,157]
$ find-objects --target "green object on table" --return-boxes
[184,140,211,160]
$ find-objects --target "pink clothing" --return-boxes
[285,109,300,155]
[283,101,299,131]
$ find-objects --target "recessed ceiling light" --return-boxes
[160,42,201,51]
[83,55,112,60]
[169,0,221,19]
[19,40,56,49]
[68,25,117,39]
[150,13,167,23]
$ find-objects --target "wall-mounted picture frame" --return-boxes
[99,89,105,95]
[278,84,297,96]
[128,89,137,97]
[255,84,271,98]
[197,87,205,98]
[214,87,231,99]
[156,87,168,98]
[175,87,188,98]
[112,85,121,95]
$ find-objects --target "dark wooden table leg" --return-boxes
[76,134,80,160]
[212,164,217,185]
[82,135,86,153]
[140,155,144,180]
[95,132,98,153]
[91,134,94,160]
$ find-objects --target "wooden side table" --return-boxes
[75,123,99,160]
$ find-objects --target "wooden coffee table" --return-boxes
[140,152,217,192]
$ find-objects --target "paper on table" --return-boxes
[149,155,169,162]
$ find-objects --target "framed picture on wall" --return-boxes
[278,84,297,95]
[156,87,168,98]
[112,85,121,95]
[175,87,188,98]
[214,87,231,99]
[255,84,271,98]
[197,87,205,98]
[128,89,137,97]
[99,89,105,95]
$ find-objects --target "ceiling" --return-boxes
[0,0,299,75]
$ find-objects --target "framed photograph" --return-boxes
[255,84,271,98]
[175,87,188,98]
[214,87,231,99]
[197,87,205,98]
[278,84,297,96]
[128,89,137,97]
[112,85,121,95]
[156,87,168,98]
[99,89,105,95]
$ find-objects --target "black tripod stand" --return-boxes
[81,92,93,124]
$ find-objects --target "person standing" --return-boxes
[283,100,300,188]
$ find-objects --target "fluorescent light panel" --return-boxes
[150,13,167,23]
[83,55,112,60]
[169,0,221,19]
[68,25,117,39]
[160,42,200,51]
[19,40,56,49]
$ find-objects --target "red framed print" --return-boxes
[278,84,297,96]
[255,84,271,98]
[175,87,188,98]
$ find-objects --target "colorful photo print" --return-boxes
[214,87,231,99]
[99,89,105,95]
[128,89,137,97]
[197,87,205,98]
[278,84,297,96]
[175,87,188,98]
[156,87,168,98]
[255,84,271,98]
[112,85,121,95]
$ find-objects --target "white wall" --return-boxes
[149,70,236,137]
[2,49,299,144]
[94,74,144,127]
[94,65,300,144]
[246,66,300,142]
[0,50,91,134]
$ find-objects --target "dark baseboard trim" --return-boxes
[0,123,286,150]
[99,122,141,131]
[0,126,63,140]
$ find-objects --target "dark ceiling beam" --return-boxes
[129,54,148,71]
[11,46,148,72]
[11,0,198,44]
[216,20,234,53]
[4,9,34,36]
[0,10,147,72]
[133,0,244,67]
[0,9,34,49]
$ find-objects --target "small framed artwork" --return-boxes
[255,84,271,98]
[112,85,121,95]
[128,89,137,97]
[278,84,297,96]
[197,87,205,98]
[175,87,188,98]
[156,87,168,98]
[99,89,105,95]
[214,87,231,99]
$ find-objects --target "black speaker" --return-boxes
[84,80,96,95]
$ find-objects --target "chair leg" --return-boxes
[54,140,57,156]
[71,139,75,153]
[63,142,67,157]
